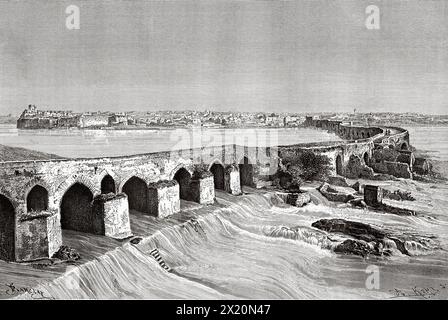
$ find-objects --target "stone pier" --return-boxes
[225,164,242,195]
[364,185,383,207]
[92,193,132,239]
[190,172,215,204]
[148,180,180,218]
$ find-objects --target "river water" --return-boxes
[1,125,448,300]
[0,124,342,158]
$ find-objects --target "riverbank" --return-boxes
[0,144,64,162]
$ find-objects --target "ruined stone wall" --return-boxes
[371,161,413,179]
[278,138,374,178]
[308,119,384,142]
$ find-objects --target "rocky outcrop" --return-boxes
[275,191,311,207]
[290,192,311,207]
[52,245,81,261]
[312,219,386,242]
[413,157,433,175]
[334,239,379,256]
[347,198,367,208]
[373,203,416,216]
[318,183,357,202]
[311,218,413,257]
[130,236,143,244]
[382,189,415,201]
[326,176,349,187]
[371,173,399,181]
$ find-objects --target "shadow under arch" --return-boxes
[173,167,192,200]
[26,185,49,212]
[60,182,102,234]
[0,194,15,261]
[209,162,225,190]
[122,176,149,213]
[101,174,116,194]
[239,156,254,187]
[363,152,370,166]
[335,154,343,176]
[400,142,409,150]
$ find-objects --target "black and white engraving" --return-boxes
[0,1,447,302]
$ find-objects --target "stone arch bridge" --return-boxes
[0,120,410,262]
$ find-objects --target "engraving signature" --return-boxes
[2,283,54,300]
[389,283,448,299]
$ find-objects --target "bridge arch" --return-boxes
[169,164,194,181]
[209,161,225,190]
[60,182,98,234]
[400,142,409,150]
[55,175,99,207]
[101,175,116,194]
[97,170,119,193]
[122,176,149,213]
[363,152,370,166]
[335,154,343,176]
[239,156,254,187]
[26,185,49,212]
[173,167,192,200]
[0,194,15,261]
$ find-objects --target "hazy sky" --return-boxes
[0,0,447,115]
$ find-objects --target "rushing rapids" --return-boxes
[11,175,448,300]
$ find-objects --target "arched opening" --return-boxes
[361,132,365,139]
[401,142,408,150]
[239,156,253,187]
[27,185,48,212]
[0,195,15,261]
[363,152,369,166]
[335,155,343,176]
[173,168,192,200]
[210,163,225,190]
[101,175,115,194]
[60,183,98,234]
[122,177,149,213]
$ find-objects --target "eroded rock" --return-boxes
[311,218,413,257]
[275,191,311,207]
[312,218,386,242]
[326,176,349,187]
[318,183,357,203]
[52,245,81,261]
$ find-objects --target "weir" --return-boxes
[0,120,411,262]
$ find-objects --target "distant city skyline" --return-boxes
[0,0,447,115]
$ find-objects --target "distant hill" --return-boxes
[0,144,65,162]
